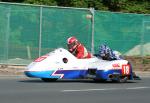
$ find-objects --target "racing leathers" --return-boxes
[70,43,92,59]
[99,44,123,60]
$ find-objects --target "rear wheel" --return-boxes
[109,74,128,83]
[41,78,58,82]
[112,76,128,83]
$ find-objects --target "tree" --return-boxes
[1,0,149,13]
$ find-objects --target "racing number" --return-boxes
[122,65,130,75]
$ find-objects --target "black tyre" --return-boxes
[93,78,106,82]
[41,78,58,82]
[112,76,128,83]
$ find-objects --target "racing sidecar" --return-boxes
[24,48,140,82]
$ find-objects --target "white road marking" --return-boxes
[126,87,150,90]
[62,87,150,92]
[62,88,118,92]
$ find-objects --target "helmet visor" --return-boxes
[67,42,76,50]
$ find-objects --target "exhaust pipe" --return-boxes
[108,74,113,79]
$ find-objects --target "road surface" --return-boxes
[0,77,150,103]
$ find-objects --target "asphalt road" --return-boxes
[0,77,150,103]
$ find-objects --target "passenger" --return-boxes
[113,50,124,60]
[67,36,92,59]
[99,44,123,60]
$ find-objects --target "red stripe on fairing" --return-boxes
[34,55,49,62]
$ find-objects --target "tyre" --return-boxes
[41,78,58,82]
[93,78,106,82]
[112,76,128,83]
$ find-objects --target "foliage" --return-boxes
[0,0,150,14]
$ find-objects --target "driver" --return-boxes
[67,36,92,59]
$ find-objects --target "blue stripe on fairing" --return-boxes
[24,69,133,80]
[96,70,122,79]
[56,70,87,79]
[25,71,57,78]
[24,70,87,79]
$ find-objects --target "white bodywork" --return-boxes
[27,48,128,72]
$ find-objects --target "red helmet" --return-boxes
[67,36,78,52]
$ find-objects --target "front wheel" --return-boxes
[41,78,58,82]
[93,78,107,82]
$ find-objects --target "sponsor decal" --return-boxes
[51,70,64,78]
[58,68,63,70]
[34,55,48,62]
[73,67,78,69]
[55,61,60,64]
[122,64,130,75]
[112,63,120,68]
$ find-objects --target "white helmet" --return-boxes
[113,51,123,60]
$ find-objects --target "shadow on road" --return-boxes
[19,78,137,84]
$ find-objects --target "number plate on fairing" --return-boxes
[122,64,130,75]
